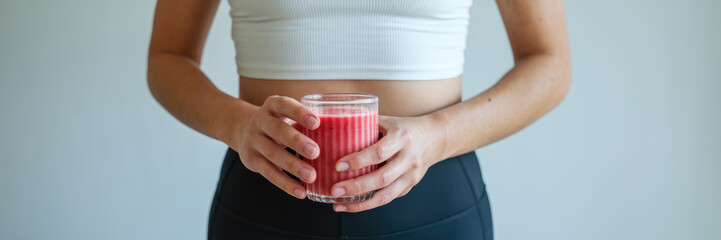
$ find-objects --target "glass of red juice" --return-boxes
[297,93,379,203]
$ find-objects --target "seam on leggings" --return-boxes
[476,191,489,239]
[456,156,480,202]
[209,149,238,240]
[216,200,337,239]
[457,154,487,238]
[222,150,238,195]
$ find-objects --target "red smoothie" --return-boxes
[295,108,379,202]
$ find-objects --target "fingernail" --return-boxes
[304,115,318,128]
[304,143,317,157]
[336,162,349,171]
[299,167,312,181]
[335,205,347,212]
[294,188,305,198]
[332,187,346,197]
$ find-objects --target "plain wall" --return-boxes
[1,0,719,239]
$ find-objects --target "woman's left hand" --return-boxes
[330,115,447,212]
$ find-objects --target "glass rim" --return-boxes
[301,93,378,105]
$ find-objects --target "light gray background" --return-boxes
[1,0,719,239]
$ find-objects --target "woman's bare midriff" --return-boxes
[239,75,462,117]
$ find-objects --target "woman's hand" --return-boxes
[224,95,321,199]
[330,115,447,212]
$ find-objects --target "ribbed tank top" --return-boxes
[228,0,473,80]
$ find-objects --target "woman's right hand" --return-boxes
[224,95,320,199]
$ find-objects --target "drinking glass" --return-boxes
[297,93,379,203]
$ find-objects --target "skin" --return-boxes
[148,0,571,213]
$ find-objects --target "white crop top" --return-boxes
[228,0,473,80]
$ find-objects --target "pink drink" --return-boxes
[299,94,379,203]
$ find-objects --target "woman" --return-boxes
[148,0,570,239]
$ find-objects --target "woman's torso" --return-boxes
[239,75,462,116]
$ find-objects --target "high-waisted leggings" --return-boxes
[208,148,493,239]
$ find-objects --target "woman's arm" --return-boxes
[431,0,572,161]
[330,0,571,212]
[147,0,252,142]
[148,0,323,199]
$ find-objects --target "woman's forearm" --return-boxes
[429,54,572,161]
[147,53,257,143]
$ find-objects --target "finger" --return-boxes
[251,154,308,199]
[331,153,406,197]
[336,128,409,171]
[264,95,319,130]
[254,136,317,183]
[258,116,319,159]
[334,173,412,213]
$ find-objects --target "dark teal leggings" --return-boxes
[208,149,493,240]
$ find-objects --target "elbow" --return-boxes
[146,53,165,103]
[146,52,174,99]
[554,64,572,106]
[546,54,572,107]
[146,56,158,100]
[517,52,572,106]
